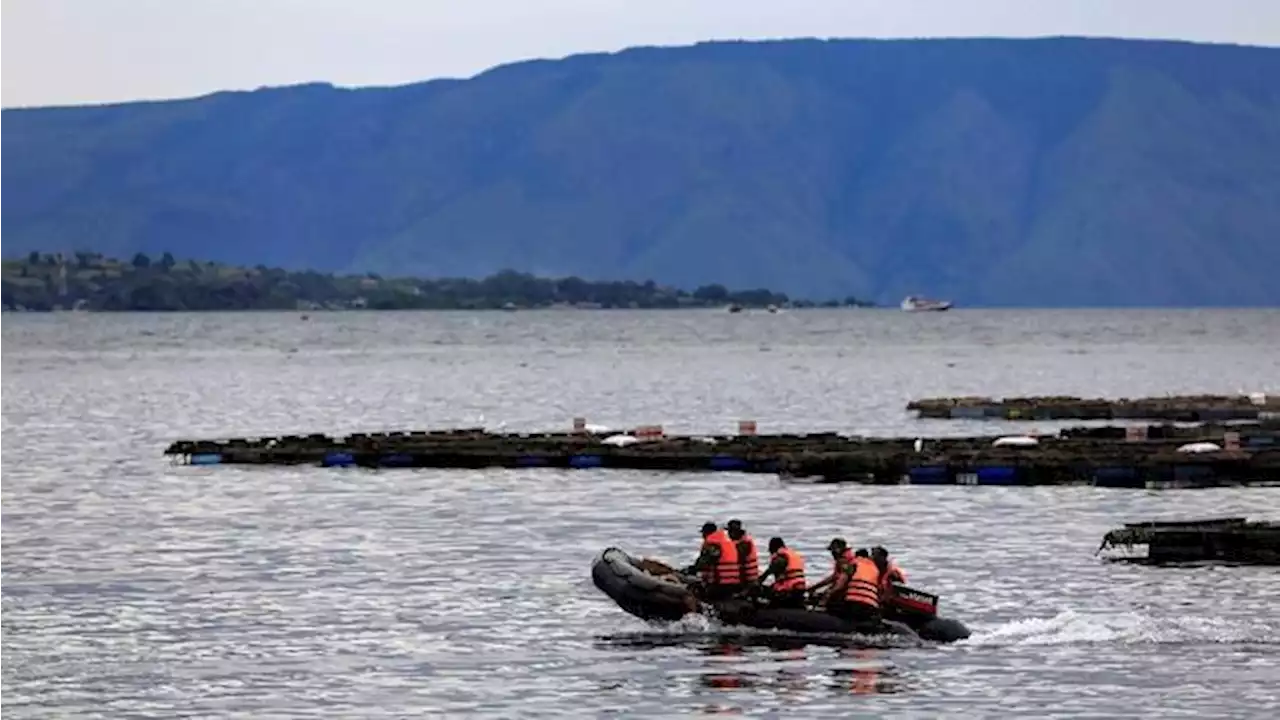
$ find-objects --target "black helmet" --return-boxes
[727,519,744,531]
[700,522,718,536]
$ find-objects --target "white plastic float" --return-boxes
[601,434,640,447]
[1176,442,1222,454]
[992,435,1040,448]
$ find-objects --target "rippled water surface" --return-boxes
[4,309,1280,718]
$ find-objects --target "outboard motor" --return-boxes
[884,584,939,622]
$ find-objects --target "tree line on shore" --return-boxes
[2,252,874,312]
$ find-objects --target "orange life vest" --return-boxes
[700,529,741,586]
[879,561,907,595]
[737,534,760,582]
[842,555,882,609]
[771,547,806,592]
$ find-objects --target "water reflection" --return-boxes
[699,642,755,691]
[830,648,904,695]
[596,630,907,710]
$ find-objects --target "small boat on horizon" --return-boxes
[900,295,952,312]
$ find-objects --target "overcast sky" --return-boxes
[3,0,1278,108]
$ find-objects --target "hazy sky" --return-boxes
[3,0,1278,108]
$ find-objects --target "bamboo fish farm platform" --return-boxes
[907,394,1279,421]
[165,420,1280,489]
[1099,517,1280,565]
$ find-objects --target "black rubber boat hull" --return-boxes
[915,616,971,643]
[713,599,920,640]
[591,546,698,622]
[591,547,971,643]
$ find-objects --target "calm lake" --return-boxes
[4,309,1279,718]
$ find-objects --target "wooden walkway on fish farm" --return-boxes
[164,421,1280,489]
[907,394,1279,421]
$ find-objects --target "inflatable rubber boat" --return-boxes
[591,547,971,644]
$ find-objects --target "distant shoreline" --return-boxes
[0,304,880,314]
[2,252,875,313]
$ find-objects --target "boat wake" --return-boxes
[598,610,1280,656]
[964,609,1280,647]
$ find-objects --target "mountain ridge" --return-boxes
[4,36,1279,306]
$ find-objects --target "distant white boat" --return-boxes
[900,295,952,312]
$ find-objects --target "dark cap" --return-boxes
[700,522,718,536]
[727,519,743,531]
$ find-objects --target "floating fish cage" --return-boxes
[908,393,1280,422]
[1097,517,1280,565]
[163,419,1280,489]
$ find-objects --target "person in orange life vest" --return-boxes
[726,519,760,584]
[826,547,882,624]
[756,537,806,608]
[681,522,743,601]
[807,537,857,603]
[871,545,907,598]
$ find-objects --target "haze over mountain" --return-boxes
[4,37,1279,306]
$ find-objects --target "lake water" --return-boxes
[3,309,1280,718]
